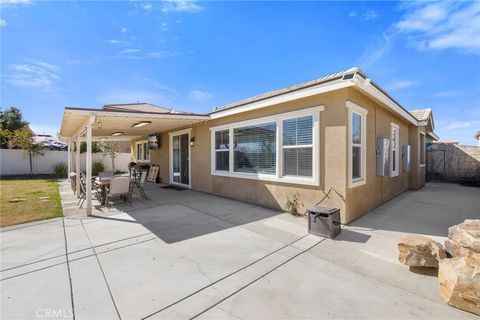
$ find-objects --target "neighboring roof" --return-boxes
[475,131,480,140]
[102,103,172,113]
[211,68,357,114]
[409,108,432,121]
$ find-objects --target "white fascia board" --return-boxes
[65,109,210,120]
[427,131,439,141]
[353,78,419,126]
[210,79,354,119]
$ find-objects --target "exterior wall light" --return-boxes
[131,121,152,128]
[190,137,196,147]
[111,132,123,136]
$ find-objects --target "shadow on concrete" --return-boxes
[334,229,371,243]
[101,184,283,244]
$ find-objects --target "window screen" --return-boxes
[282,116,313,177]
[215,130,229,171]
[351,112,362,180]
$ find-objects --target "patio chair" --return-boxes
[130,170,148,200]
[98,171,115,180]
[77,176,87,208]
[105,176,132,209]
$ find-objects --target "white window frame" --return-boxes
[347,101,368,188]
[209,106,324,186]
[213,129,230,172]
[390,123,400,177]
[135,140,150,162]
[419,131,426,167]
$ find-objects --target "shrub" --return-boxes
[92,161,105,176]
[286,193,304,216]
[52,162,68,178]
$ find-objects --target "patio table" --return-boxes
[95,175,136,206]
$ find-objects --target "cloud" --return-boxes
[432,90,463,98]
[4,60,60,89]
[106,39,129,45]
[161,22,169,31]
[444,121,475,131]
[0,19,6,27]
[348,11,356,18]
[189,89,212,102]
[362,10,379,21]
[161,0,202,13]
[121,27,128,33]
[396,2,480,54]
[357,32,392,68]
[121,48,140,55]
[142,3,152,12]
[385,80,418,90]
[0,0,32,6]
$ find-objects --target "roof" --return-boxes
[211,68,360,114]
[409,108,432,121]
[102,103,172,113]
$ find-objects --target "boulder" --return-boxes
[398,234,447,268]
[438,253,480,315]
[445,239,477,258]
[448,219,480,253]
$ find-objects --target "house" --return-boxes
[60,67,438,223]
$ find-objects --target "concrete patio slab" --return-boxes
[1,181,478,320]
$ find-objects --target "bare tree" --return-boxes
[99,141,119,172]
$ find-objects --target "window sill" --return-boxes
[349,178,366,188]
[419,164,426,167]
[211,171,319,186]
[390,172,399,177]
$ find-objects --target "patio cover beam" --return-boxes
[85,115,95,216]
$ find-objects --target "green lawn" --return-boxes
[0,179,63,227]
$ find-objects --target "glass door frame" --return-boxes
[168,128,191,188]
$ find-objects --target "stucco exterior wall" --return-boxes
[134,87,428,224]
[344,88,411,222]
[189,90,348,220]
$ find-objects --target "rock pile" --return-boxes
[397,219,479,316]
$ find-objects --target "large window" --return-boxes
[210,106,322,185]
[234,122,276,174]
[347,101,367,188]
[215,130,229,171]
[283,116,313,177]
[390,123,399,177]
[136,141,150,162]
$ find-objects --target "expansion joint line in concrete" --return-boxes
[80,219,122,320]
[62,218,76,320]
[141,233,315,320]
[189,236,326,319]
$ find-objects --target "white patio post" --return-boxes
[76,136,81,198]
[67,140,71,181]
[85,116,94,216]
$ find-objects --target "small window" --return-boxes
[347,101,368,187]
[282,116,313,177]
[214,130,230,171]
[390,123,399,177]
[136,141,150,162]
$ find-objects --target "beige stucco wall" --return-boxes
[344,88,411,222]
[408,125,427,189]
[189,90,348,220]
[136,87,427,224]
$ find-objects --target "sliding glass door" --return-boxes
[171,132,190,186]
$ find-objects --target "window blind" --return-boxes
[282,116,313,177]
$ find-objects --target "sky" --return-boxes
[1,0,479,144]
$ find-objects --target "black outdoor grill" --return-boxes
[307,205,341,239]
